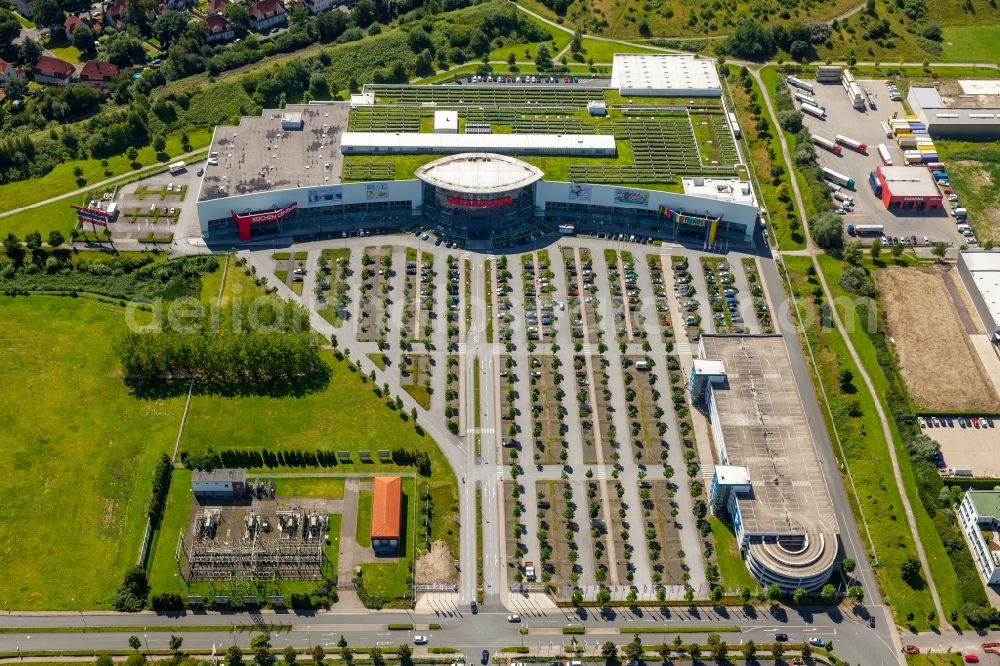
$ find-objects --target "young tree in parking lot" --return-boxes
[128,636,141,650]
[601,641,618,662]
[282,646,297,666]
[311,645,325,666]
[847,585,865,603]
[741,640,757,659]
[771,642,784,660]
[398,644,413,666]
[596,588,611,605]
[227,646,245,666]
[765,584,781,603]
[624,635,644,662]
[870,237,882,259]
[820,583,837,604]
[931,241,948,262]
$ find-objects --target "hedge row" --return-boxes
[183,447,431,476]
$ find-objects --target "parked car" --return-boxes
[808,637,826,648]
[775,633,788,642]
[481,650,489,664]
[964,656,980,664]
[902,645,920,655]
[413,636,428,645]
[507,614,521,622]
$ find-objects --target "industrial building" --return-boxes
[958,490,1000,586]
[957,251,1000,341]
[907,83,1000,138]
[872,166,943,210]
[690,335,840,592]
[609,54,721,97]
[371,476,402,556]
[339,132,618,156]
[192,468,247,500]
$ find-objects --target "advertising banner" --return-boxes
[231,202,298,241]
[307,186,342,204]
[72,205,111,227]
[614,188,649,207]
[366,183,389,200]
[568,184,592,202]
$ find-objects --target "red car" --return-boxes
[902,646,920,655]
[964,655,980,664]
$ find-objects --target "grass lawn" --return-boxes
[906,655,964,665]
[0,129,212,215]
[403,383,431,410]
[49,44,83,64]
[356,489,373,547]
[941,26,1000,63]
[708,517,757,590]
[575,38,662,64]
[13,12,34,27]
[782,256,937,631]
[489,11,570,64]
[0,296,185,609]
[273,476,346,499]
[200,255,271,305]
[934,140,1000,244]
[817,254,966,627]
[1,196,87,239]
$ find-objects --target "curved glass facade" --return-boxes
[421,182,537,242]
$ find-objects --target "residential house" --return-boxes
[102,0,125,29]
[33,55,75,85]
[248,0,285,32]
[0,59,20,82]
[64,13,97,40]
[206,0,227,14]
[160,0,194,9]
[300,0,337,14]
[370,476,401,556]
[79,59,119,88]
[205,13,234,42]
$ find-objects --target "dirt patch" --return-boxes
[102,500,117,531]
[415,540,457,584]
[876,266,1000,412]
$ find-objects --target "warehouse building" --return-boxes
[610,54,721,97]
[957,250,1000,341]
[907,83,1000,138]
[692,335,840,592]
[339,132,617,156]
[873,166,943,210]
[192,468,247,500]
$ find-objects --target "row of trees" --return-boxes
[182,446,432,476]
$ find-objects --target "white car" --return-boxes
[507,614,521,622]
[413,635,428,645]
[808,637,826,648]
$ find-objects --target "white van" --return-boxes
[952,207,968,217]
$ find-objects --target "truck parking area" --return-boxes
[797,78,966,247]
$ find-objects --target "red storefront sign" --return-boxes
[446,195,513,208]
[231,202,298,241]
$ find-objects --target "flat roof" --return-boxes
[434,110,458,131]
[199,103,349,202]
[959,80,1000,96]
[700,335,838,539]
[693,358,726,376]
[682,177,756,206]
[961,251,1000,327]
[878,166,942,198]
[339,132,617,155]
[371,476,402,539]
[715,464,751,486]
[415,153,543,194]
[969,490,1000,520]
[192,468,246,484]
[610,54,721,95]
[909,85,1000,126]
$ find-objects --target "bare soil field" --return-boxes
[415,540,457,584]
[876,266,1000,412]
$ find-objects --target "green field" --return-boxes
[941,26,1000,63]
[708,517,757,590]
[0,296,186,610]
[274,476,347,500]
[783,256,939,630]
[488,12,571,63]
[356,489,373,548]
[359,477,416,601]
[935,140,1000,245]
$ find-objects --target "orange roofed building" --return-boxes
[371,476,401,555]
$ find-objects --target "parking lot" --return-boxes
[799,78,966,247]
[921,416,1000,477]
[107,166,204,243]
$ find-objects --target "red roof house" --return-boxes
[80,60,119,87]
[33,55,75,85]
[205,13,234,42]
[370,476,402,555]
[248,0,285,31]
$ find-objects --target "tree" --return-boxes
[128,635,142,650]
[741,640,757,659]
[842,240,863,265]
[900,555,922,586]
[626,587,638,604]
[739,586,752,604]
[309,72,330,100]
[96,655,114,666]
[838,368,854,390]
[820,583,837,604]
[847,585,865,603]
[72,23,97,53]
[0,9,21,48]
[792,587,807,604]
[153,135,166,152]
[124,0,154,31]
[800,642,812,658]
[601,641,618,662]
[31,0,62,29]
[931,241,948,262]
[720,20,775,60]
[765,584,781,603]
[18,37,42,65]
[534,43,551,69]
[154,10,190,47]
[168,635,183,652]
[707,634,728,660]
[596,587,611,605]
[282,646,296,666]
[771,642,784,660]
[251,633,272,666]
[106,31,147,67]
[226,645,245,666]
[687,644,701,660]
[624,635,643,662]
[315,9,347,41]
[397,643,413,666]
[870,237,882,259]
[572,587,584,605]
[838,265,875,297]
[842,558,856,574]
[709,585,724,603]
[24,230,42,250]
[224,2,250,34]
[311,645,325,666]
[126,146,139,162]
[922,23,942,40]
[809,211,845,249]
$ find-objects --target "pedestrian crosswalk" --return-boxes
[496,467,504,480]
[466,427,495,435]
[675,342,692,355]
[457,343,468,353]
[597,467,608,481]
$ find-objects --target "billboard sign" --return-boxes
[366,183,389,200]
[614,188,649,207]
[231,202,298,241]
[568,184,592,202]
[307,186,342,204]
[446,195,513,208]
[72,204,111,227]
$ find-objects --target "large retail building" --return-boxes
[195,56,760,249]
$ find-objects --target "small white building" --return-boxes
[958,490,1000,586]
[434,110,458,134]
[192,468,247,499]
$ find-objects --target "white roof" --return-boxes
[692,358,726,376]
[682,177,756,206]
[610,54,721,96]
[959,80,1000,96]
[415,153,543,194]
[962,250,1000,272]
[714,464,750,486]
[878,166,941,197]
[434,110,458,131]
[340,132,616,155]
[962,252,1000,328]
